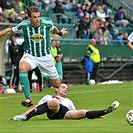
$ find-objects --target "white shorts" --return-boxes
[20,53,59,79]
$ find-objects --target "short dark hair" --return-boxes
[10,34,16,39]
[27,6,40,17]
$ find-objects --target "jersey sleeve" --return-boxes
[49,18,54,31]
[38,95,52,105]
[67,99,76,110]
[11,24,23,33]
[41,17,54,31]
[128,32,133,43]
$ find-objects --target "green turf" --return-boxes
[0,82,133,133]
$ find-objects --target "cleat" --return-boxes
[111,101,120,110]
[12,115,27,121]
[106,106,114,113]
[21,98,33,107]
[105,101,120,114]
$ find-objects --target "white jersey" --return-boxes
[38,95,76,110]
[128,31,133,43]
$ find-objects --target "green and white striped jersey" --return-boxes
[12,17,54,57]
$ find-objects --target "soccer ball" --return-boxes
[89,79,96,85]
[126,110,133,125]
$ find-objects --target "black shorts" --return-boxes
[47,104,69,120]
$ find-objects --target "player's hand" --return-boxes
[60,28,67,36]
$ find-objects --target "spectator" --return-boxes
[50,38,63,80]
[117,33,124,46]
[0,8,9,22]
[87,38,101,82]
[49,0,56,10]
[55,40,63,80]
[87,2,97,17]
[19,11,26,19]
[54,0,71,23]
[51,39,57,63]
[81,50,94,85]
[49,39,58,88]
[74,12,93,39]
[62,0,71,12]
[101,21,108,32]
[16,11,26,22]
[69,0,77,12]
[0,75,8,91]
[96,5,106,22]
[8,12,17,23]
[106,16,118,40]
[123,32,128,45]
[80,4,87,13]
[100,21,113,40]
[85,3,91,13]
[9,35,24,91]
[99,30,110,45]
[89,18,98,33]
[76,4,84,19]
[101,3,108,15]
[95,18,102,29]
[94,28,103,41]
[114,6,129,27]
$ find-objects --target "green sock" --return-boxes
[19,72,31,99]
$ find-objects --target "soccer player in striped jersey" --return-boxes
[0,6,67,107]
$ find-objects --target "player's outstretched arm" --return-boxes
[53,26,67,36]
[0,28,12,37]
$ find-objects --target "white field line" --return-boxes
[0,85,131,100]
[68,88,127,95]
[69,84,132,95]
[0,96,14,100]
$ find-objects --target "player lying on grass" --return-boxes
[11,83,119,121]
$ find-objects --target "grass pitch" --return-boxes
[0,82,133,133]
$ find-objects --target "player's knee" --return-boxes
[50,78,61,88]
[19,61,31,72]
[80,110,88,117]
[48,99,59,111]
[53,83,60,88]
[75,110,87,118]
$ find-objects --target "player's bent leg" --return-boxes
[26,103,49,120]
[64,110,87,119]
[12,103,49,121]
[19,61,33,107]
[49,78,61,88]
[47,99,60,113]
